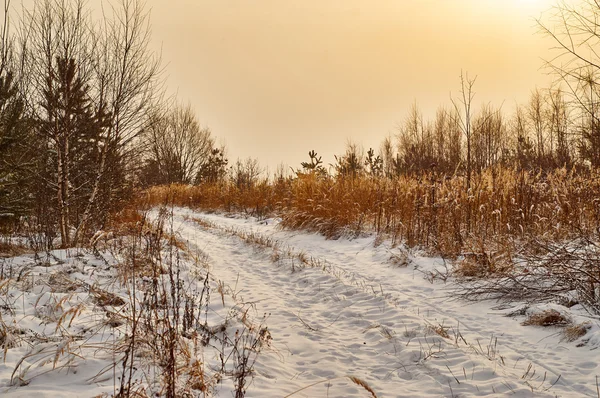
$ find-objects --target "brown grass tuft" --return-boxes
[426,323,451,339]
[562,322,591,342]
[347,376,378,398]
[90,286,125,307]
[0,241,30,258]
[522,309,570,327]
[105,207,146,237]
[453,256,485,277]
[47,272,82,293]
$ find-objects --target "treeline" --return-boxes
[303,83,588,181]
[143,73,600,256]
[380,86,574,176]
[0,0,225,248]
[143,73,600,193]
[5,0,600,253]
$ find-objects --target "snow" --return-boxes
[1,207,600,397]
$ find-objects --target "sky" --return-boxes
[64,0,564,171]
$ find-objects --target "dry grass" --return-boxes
[522,309,570,327]
[144,167,600,259]
[0,240,30,257]
[142,167,600,317]
[109,206,270,397]
[388,249,410,267]
[426,323,451,339]
[453,249,513,278]
[0,204,270,396]
[90,286,126,307]
[348,376,378,398]
[47,271,82,293]
[104,206,147,237]
[283,375,378,398]
[562,322,591,342]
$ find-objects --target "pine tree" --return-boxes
[0,70,29,227]
[38,56,110,247]
[297,150,327,178]
[195,147,228,184]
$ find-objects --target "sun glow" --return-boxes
[470,0,554,21]
[510,0,553,12]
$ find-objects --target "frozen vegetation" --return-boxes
[1,208,599,397]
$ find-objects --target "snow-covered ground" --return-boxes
[1,207,600,397]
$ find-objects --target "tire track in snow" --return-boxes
[173,209,574,397]
[267,232,598,397]
[188,209,600,397]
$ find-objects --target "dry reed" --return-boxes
[144,167,600,260]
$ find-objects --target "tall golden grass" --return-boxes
[144,167,600,257]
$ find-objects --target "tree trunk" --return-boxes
[58,135,70,248]
[72,139,107,247]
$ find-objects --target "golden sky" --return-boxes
[140,1,556,170]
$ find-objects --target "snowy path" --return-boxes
[172,208,600,397]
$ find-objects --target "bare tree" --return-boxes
[398,103,436,173]
[511,105,535,169]
[547,87,572,166]
[538,0,600,166]
[231,157,262,190]
[73,0,163,245]
[472,104,505,171]
[142,102,214,185]
[528,88,547,164]
[380,135,399,178]
[432,106,462,173]
[452,71,476,188]
[18,0,163,247]
[432,107,448,170]
[20,0,97,247]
